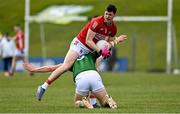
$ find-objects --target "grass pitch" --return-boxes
[0,72,180,113]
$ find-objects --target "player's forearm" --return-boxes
[36,64,61,72]
[32,64,61,73]
[109,35,127,47]
[86,29,101,52]
[34,66,53,73]
[86,40,100,52]
[109,38,118,48]
[95,56,103,72]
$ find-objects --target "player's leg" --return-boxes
[89,70,117,108]
[92,89,117,109]
[36,49,78,101]
[47,49,79,82]
[10,49,23,76]
[3,58,9,77]
[46,37,90,83]
[10,55,17,76]
[89,92,100,108]
[74,72,93,108]
[36,38,90,101]
[7,57,13,76]
[75,70,102,108]
[36,49,79,101]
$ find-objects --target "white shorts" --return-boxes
[70,37,91,57]
[15,49,25,56]
[75,70,105,96]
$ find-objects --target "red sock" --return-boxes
[90,94,96,99]
[46,79,52,85]
[89,94,96,105]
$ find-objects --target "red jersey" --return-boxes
[15,31,24,50]
[77,16,117,50]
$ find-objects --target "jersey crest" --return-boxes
[91,21,98,30]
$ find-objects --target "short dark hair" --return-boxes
[14,24,21,27]
[106,4,117,14]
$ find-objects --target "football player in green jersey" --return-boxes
[24,51,117,109]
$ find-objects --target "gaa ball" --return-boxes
[96,40,109,49]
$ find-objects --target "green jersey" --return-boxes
[71,52,99,82]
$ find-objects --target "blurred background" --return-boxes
[0,0,179,72]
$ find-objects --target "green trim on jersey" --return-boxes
[72,52,99,82]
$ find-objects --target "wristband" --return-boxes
[110,41,115,47]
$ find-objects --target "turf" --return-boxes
[0,72,180,113]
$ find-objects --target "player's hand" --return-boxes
[23,62,36,72]
[99,46,111,58]
[103,48,112,59]
[116,35,127,43]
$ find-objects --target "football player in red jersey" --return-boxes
[10,24,28,76]
[37,4,127,99]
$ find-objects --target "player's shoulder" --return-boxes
[20,31,24,35]
[17,31,24,35]
[91,16,104,23]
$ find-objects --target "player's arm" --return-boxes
[106,36,114,42]
[109,35,127,47]
[86,29,101,52]
[23,62,62,73]
[95,56,103,72]
[95,35,127,71]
